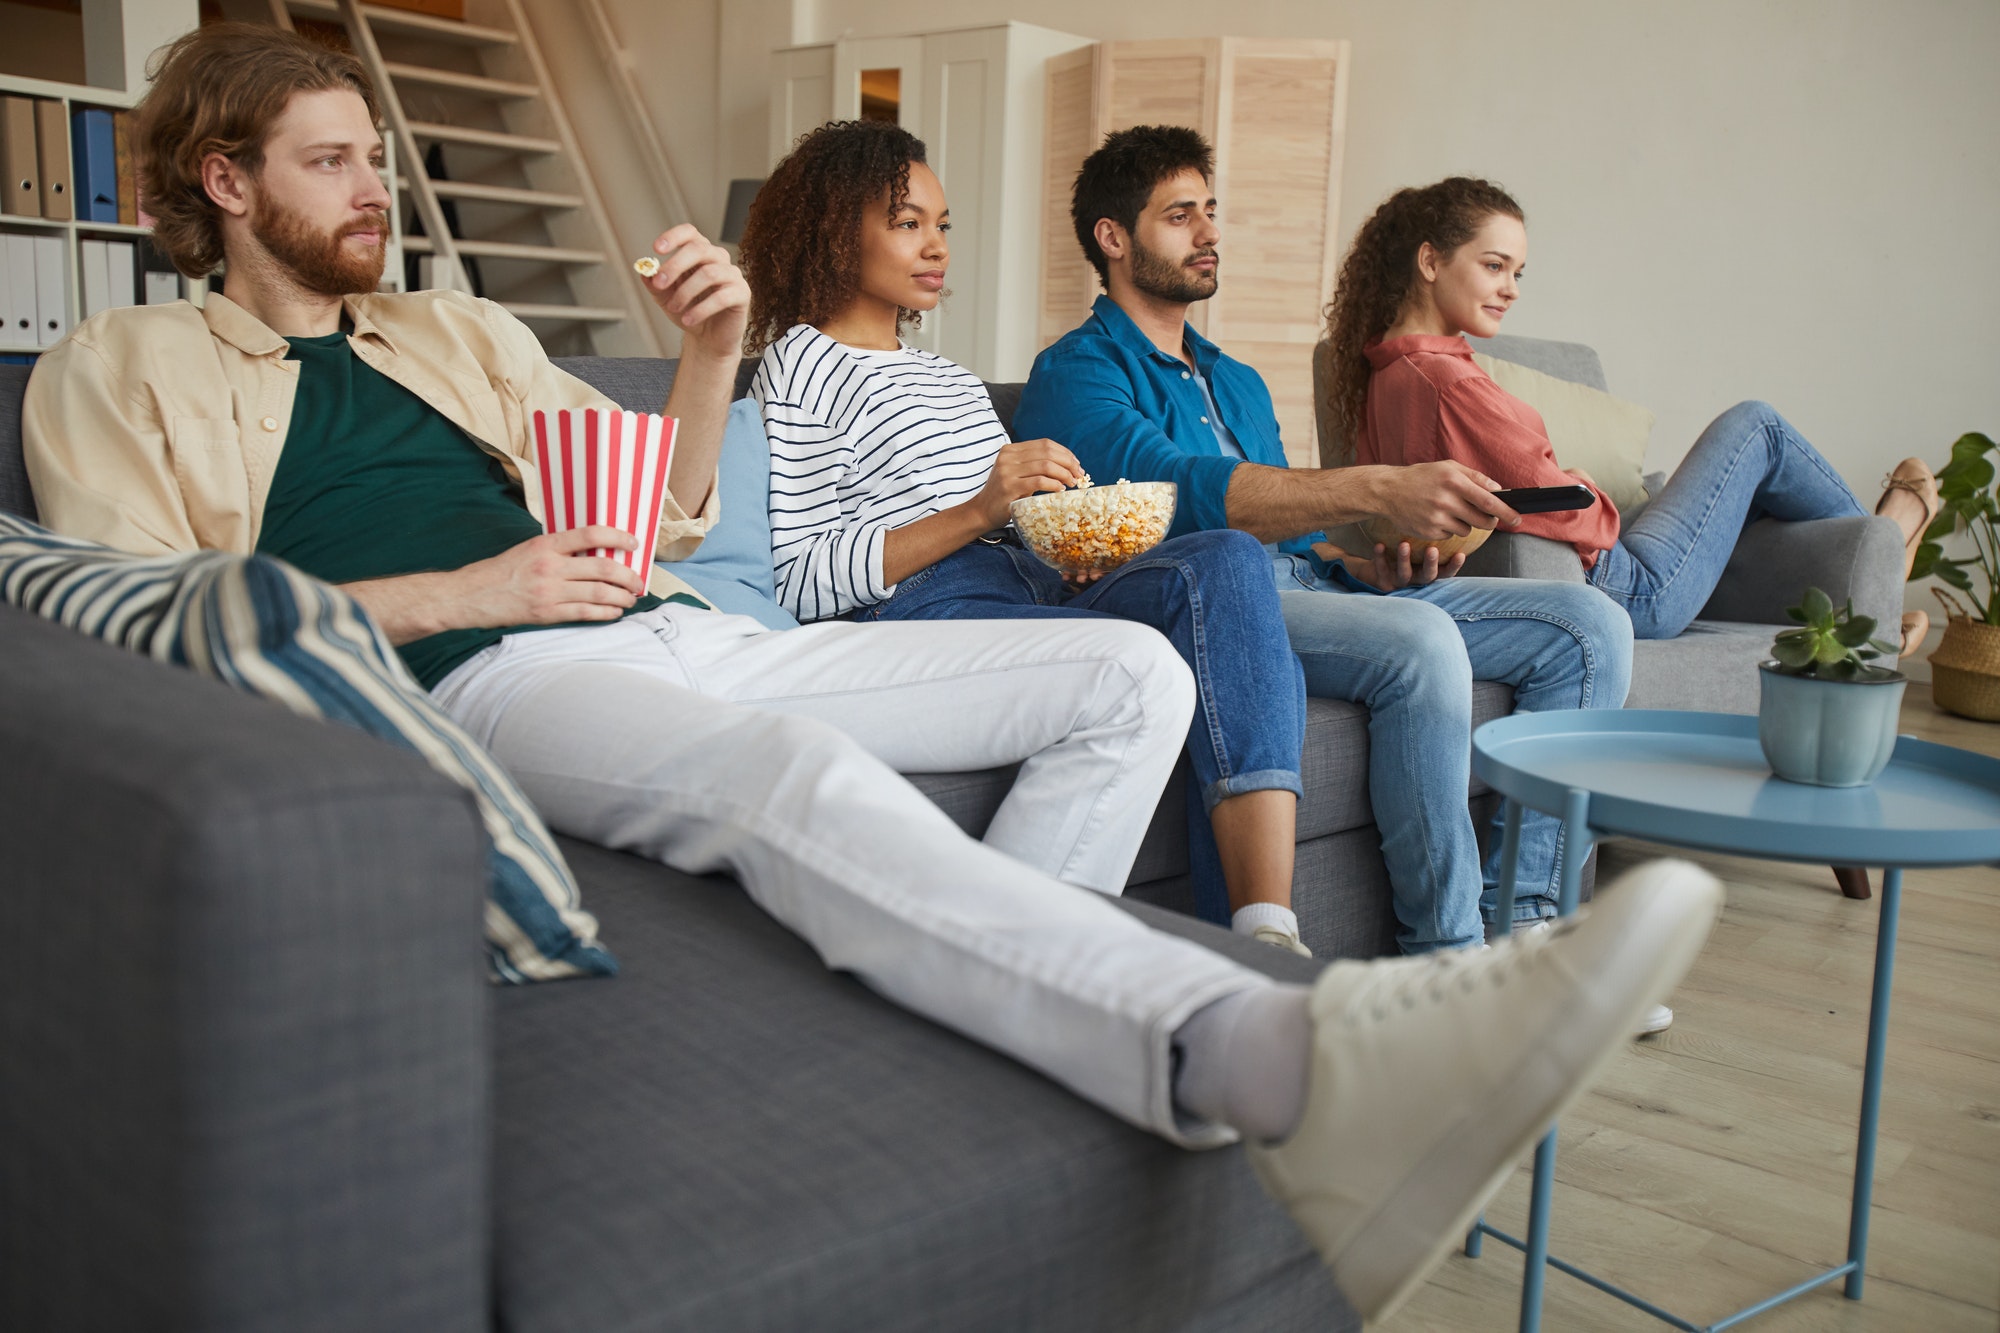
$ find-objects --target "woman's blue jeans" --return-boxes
[856,527,1307,922]
[1590,400,1868,638]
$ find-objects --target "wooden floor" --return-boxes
[1381,686,2000,1332]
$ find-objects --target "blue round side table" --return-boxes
[1462,710,2000,1333]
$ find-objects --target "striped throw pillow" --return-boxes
[0,513,615,983]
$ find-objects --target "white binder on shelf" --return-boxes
[5,232,39,345]
[33,233,67,346]
[107,239,136,310]
[80,237,110,318]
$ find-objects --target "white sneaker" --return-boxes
[1247,859,1722,1323]
[1510,920,1674,1037]
[1251,923,1312,957]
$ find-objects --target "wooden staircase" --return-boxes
[264,0,662,356]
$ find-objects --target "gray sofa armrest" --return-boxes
[1459,531,1588,583]
[0,608,491,1333]
[1698,514,1906,631]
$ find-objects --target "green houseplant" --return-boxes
[1912,431,2000,719]
[1759,587,1905,787]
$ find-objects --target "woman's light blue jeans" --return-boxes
[855,527,1308,923]
[1591,400,1868,638]
[1275,558,1633,951]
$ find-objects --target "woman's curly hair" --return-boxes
[1321,178,1523,450]
[740,120,931,356]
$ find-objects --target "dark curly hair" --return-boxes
[739,120,930,355]
[1070,125,1214,290]
[135,22,379,278]
[1321,177,1523,449]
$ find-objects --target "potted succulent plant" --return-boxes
[1759,587,1905,787]
[1911,431,2000,720]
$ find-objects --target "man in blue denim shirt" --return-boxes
[1019,129,1651,1007]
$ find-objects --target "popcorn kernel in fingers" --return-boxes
[632,256,661,278]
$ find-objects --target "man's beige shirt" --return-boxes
[22,288,717,603]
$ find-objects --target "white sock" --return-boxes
[1171,983,1314,1143]
[1233,901,1300,939]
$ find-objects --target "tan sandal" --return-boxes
[1876,457,1941,581]
[1898,609,1930,659]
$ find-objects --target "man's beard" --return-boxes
[251,197,388,296]
[1129,236,1218,304]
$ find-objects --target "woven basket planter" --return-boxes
[1929,589,2000,722]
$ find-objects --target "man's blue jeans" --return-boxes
[1591,400,1868,638]
[1274,558,1633,951]
[857,527,1307,921]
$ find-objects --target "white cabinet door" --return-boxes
[914,27,1006,368]
[769,45,834,161]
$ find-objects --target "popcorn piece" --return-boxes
[632,256,661,278]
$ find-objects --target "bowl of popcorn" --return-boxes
[1010,477,1177,578]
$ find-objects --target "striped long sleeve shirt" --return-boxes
[754,323,1008,622]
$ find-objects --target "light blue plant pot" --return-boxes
[1757,662,1907,787]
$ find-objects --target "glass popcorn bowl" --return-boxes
[1010,480,1177,578]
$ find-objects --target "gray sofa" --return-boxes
[0,357,1350,1331]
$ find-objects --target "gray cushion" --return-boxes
[1702,514,1905,638]
[1464,333,1608,392]
[1629,621,1779,714]
[1460,531,1589,583]
[495,837,1352,1333]
[0,364,34,521]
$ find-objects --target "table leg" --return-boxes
[1557,787,1592,916]
[1467,800,1529,1260]
[1519,1129,1559,1333]
[1845,865,1902,1300]
[1495,799,1524,935]
[1515,789,1595,1332]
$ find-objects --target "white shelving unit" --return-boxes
[0,84,158,354]
[1,0,204,356]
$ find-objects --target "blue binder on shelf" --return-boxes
[71,108,118,223]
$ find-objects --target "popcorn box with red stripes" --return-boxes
[530,408,679,574]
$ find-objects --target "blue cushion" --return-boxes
[662,398,798,630]
[0,512,614,984]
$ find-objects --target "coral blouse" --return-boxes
[1353,334,1620,568]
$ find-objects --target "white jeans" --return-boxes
[433,605,1266,1144]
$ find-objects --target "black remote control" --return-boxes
[1490,484,1596,513]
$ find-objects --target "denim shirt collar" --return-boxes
[1086,294,1225,382]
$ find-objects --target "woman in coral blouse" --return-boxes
[1321,176,1938,652]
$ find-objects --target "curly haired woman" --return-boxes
[1323,177,1939,652]
[738,120,1320,953]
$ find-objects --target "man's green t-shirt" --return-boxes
[256,330,669,688]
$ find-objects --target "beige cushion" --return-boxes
[1471,352,1654,514]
